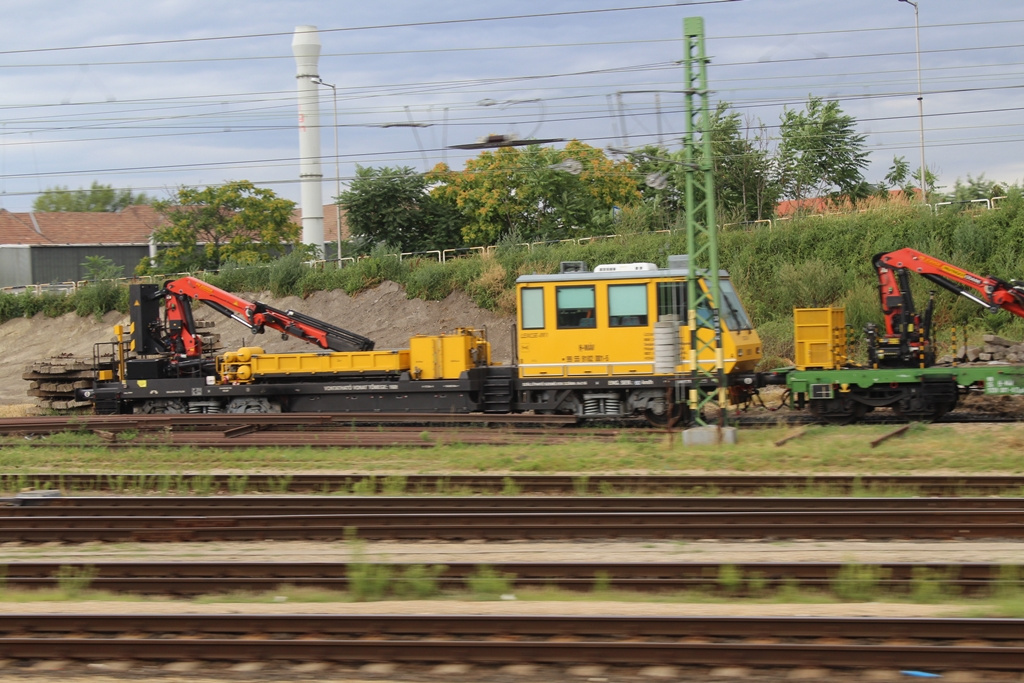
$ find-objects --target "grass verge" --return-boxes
[3,422,1024,476]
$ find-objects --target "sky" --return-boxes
[1,0,1022,213]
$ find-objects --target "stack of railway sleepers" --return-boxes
[939,334,1024,364]
[194,319,221,352]
[23,356,94,412]
[976,334,1024,362]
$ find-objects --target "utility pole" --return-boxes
[898,0,927,203]
[314,78,341,260]
[682,16,727,432]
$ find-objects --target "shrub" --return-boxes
[73,281,122,320]
[404,259,454,300]
[268,251,306,297]
[393,564,445,599]
[833,562,888,601]
[467,565,515,600]
[466,261,507,311]
[55,565,97,598]
[348,562,392,601]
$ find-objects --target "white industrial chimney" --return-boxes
[292,25,324,256]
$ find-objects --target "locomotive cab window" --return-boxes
[719,279,753,331]
[655,281,713,327]
[520,288,545,329]
[556,286,596,328]
[608,284,648,327]
[656,281,685,321]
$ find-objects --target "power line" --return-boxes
[5,16,1024,68]
[0,2,740,56]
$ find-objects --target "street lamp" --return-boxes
[313,77,340,259]
[898,0,927,203]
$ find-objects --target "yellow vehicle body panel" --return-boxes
[515,269,761,378]
[794,307,846,370]
[243,349,410,378]
[218,329,491,383]
[410,328,491,379]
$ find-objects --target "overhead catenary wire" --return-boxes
[0,2,743,56]
[1,15,1022,66]
[2,5,1022,209]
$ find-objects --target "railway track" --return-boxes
[0,409,1018,442]
[3,560,1020,596]
[6,493,1024,509]
[0,412,1017,450]
[4,496,1024,541]
[4,473,1024,496]
[1,420,643,449]
[0,614,1022,670]
[0,413,578,435]
[9,428,639,448]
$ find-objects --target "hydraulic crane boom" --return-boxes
[160,276,374,358]
[869,248,1024,367]
[876,248,1024,319]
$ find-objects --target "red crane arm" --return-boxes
[162,276,374,358]
[876,248,1024,319]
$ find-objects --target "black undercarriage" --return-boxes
[81,361,757,425]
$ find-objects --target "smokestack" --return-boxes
[292,25,324,256]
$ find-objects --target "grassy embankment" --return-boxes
[3,196,1024,366]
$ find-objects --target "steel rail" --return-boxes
[0,416,648,448]
[0,413,578,436]
[0,410,1018,440]
[3,473,1024,496]
[6,496,1024,515]
[2,429,637,449]
[1,561,1017,596]
[3,509,1024,542]
[0,615,1022,669]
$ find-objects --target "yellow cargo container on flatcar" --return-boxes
[515,260,761,378]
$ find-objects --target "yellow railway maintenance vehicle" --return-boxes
[80,257,764,425]
[514,255,763,423]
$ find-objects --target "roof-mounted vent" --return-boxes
[593,262,659,273]
[668,254,689,270]
[559,261,588,273]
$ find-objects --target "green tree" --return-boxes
[705,106,779,222]
[880,156,938,201]
[33,182,150,212]
[627,145,686,215]
[882,155,911,194]
[946,173,1014,202]
[626,104,779,223]
[429,140,641,245]
[82,255,123,281]
[777,96,869,202]
[144,180,298,274]
[339,166,466,253]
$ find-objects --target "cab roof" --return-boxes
[516,265,730,284]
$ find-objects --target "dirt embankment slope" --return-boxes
[0,281,514,405]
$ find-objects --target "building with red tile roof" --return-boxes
[0,204,350,288]
[0,205,165,246]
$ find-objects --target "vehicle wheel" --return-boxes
[892,400,953,422]
[644,401,686,428]
[135,399,186,414]
[808,398,866,425]
[226,398,282,414]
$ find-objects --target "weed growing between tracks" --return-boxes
[3,561,1024,614]
[4,422,1024,475]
